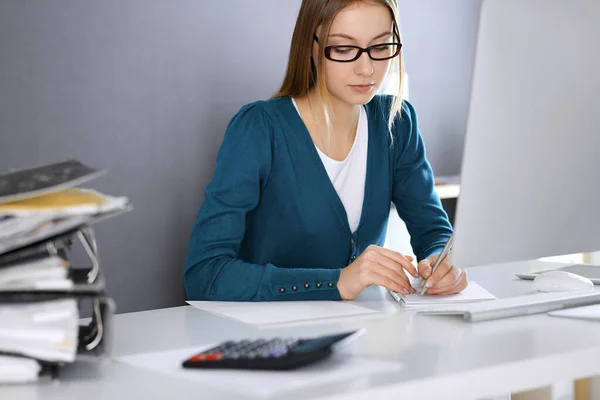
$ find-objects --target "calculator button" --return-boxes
[189,354,207,362]
[268,348,287,358]
[205,353,223,361]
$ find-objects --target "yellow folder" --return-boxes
[0,188,125,216]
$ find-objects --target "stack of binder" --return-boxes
[0,159,131,383]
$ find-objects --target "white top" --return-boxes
[291,98,368,233]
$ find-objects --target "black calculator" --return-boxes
[182,330,364,371]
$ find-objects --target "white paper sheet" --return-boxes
[117,345,403,397]
[390,281,496,308]
[0,355,40,384]
[548,304,600,321]
[186,300,379,326]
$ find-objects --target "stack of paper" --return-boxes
[0,160,130,256]
[0,215,54,241]
[389,281,497,309]
[0,356,41,384]
[0,256,71,291]
[0,189,128,252]
[0,299,79,363]
[0,159,129,384]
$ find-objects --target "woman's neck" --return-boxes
[304,89,360,141]
[295,89,360,161]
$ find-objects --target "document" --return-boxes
[0,215,55,241]
[186,300,380,326]
[390,281,497,308]
[548,304,600,321]
[117,346,403,397]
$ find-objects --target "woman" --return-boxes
[184,0,467,301]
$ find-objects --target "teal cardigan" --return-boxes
[185,95,452,301]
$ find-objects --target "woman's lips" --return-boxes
[349,84,375,93]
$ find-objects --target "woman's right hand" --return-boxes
[336,245,418,300]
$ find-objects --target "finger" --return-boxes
[375,247,418,278]
[367,270,413,295]
[423,257,452,290]
[426,266,462,293]
[363,248,412,285]
[426,268,464,294]
[418,258,432,280]
[368,256,414,293]
[441,273,469,296]
[429,270,468,296]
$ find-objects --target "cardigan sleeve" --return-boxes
[391,100,453,261]
[184,102,342,301]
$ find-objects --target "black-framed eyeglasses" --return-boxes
[313,33,402,63]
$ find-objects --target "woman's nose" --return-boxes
[354,52,374,77]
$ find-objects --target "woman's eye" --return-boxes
[371,44,390,53]
[332,47,354,54]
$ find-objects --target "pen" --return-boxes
[420,233,454,295]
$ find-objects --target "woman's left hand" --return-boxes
[416,252,468,295]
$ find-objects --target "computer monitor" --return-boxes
[451,0,600,268]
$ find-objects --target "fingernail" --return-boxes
[402,289,410,295]
[424,268,431,278]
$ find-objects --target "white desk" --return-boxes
[435,182,460,200]
[2,260,600,400]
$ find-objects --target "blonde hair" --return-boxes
[273,0,405,132]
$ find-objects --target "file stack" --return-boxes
[0,159,131,384]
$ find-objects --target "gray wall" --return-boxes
[0,0,481,313]
[0,0,300,313]
[399,0,483,175]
